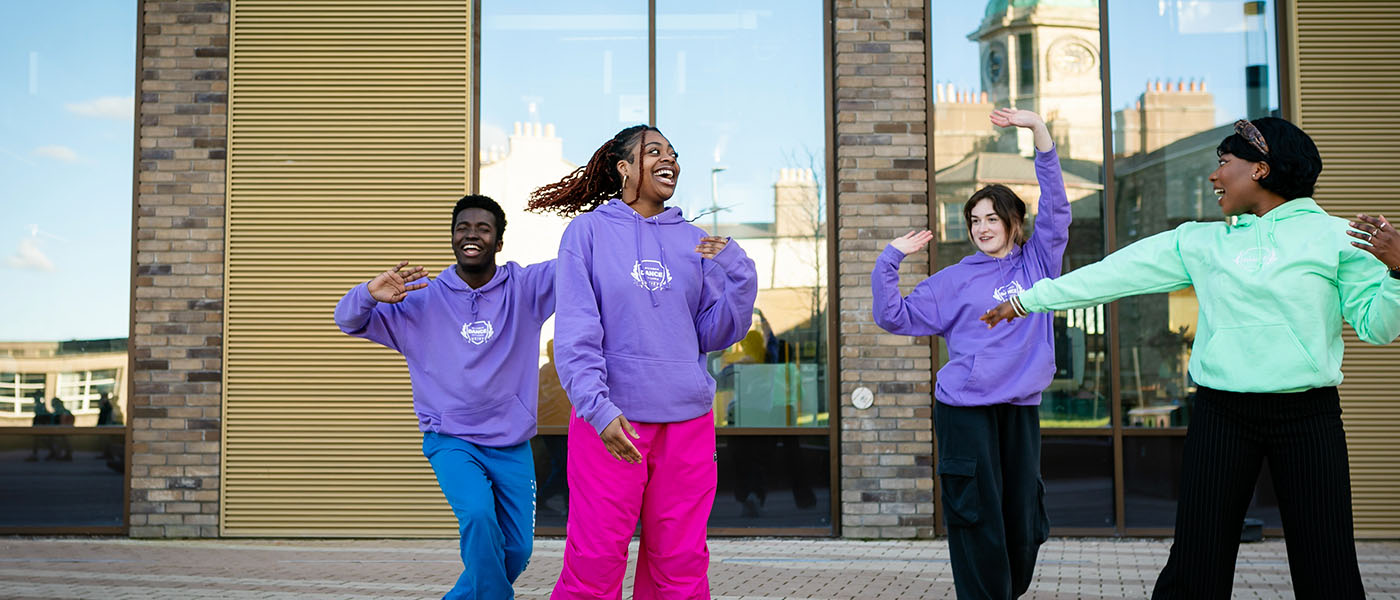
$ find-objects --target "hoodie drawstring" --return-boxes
[632,213,660,307]
[466,289,481,321]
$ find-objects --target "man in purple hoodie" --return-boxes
[334,195,555,600]
[872,109,1068,599]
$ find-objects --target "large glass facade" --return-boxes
[0,1,134,530]
[483,1,831,532]
[931,0,1283,533]
[1109,0,1280,429]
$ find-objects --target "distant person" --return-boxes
[96,392,114,425]
[49,398,74,461]
[25,393,53,462]
[981,117,1400,598]
[529,124,758,598]
[334,194,556,600]
[873,109,1067,598]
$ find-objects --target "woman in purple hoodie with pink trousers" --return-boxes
[529,125,758,599]
[872,109,1068,599]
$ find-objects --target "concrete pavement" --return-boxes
[2,536,1398,599]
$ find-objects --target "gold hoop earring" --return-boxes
[619,173,629,195]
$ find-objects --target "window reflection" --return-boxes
[0,433,125,527]
[1124,436,1280,529]
[1108,0,1280,428]
[656,2,827,429]
[933,0,1108,427]
[1042,436,1114,528]
[713,435,830,528]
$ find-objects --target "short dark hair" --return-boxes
[1216,117,1322,200]
[964,184,1028,245]
[452,195,507,238]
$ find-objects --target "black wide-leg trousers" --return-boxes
[935,401,1049,600]
[1152,386,1364,599]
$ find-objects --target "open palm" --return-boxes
[367,260,429,303]
[889,230,934,255]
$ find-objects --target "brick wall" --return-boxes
[129,0,229,538]
[833,0,935,539]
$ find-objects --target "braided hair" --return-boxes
[528,124,658,217]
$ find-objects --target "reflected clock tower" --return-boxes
[973,0,1102,161]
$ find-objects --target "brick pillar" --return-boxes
[833,1,935,539]
[130,0,229,538]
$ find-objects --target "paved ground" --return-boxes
[1,536,1398,599]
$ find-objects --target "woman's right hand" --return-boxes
[367,260,428,303]
[980,300,1020,328]
[601,414,643,464]
[889,230,934,255]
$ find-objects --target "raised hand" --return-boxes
[889,230,934,255]
[1349,214,1400,271]
[367,260,428,303]
[601,414,643,463]
[980,300,1021,329]
[695,236,729,259]
[990,107,1053,152]
[989,107,1043,129]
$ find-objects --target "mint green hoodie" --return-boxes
[1018,197,1400,393]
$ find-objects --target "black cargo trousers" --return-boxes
[934,401,1050,600]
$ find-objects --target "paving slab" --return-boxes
[0,536,1397,599]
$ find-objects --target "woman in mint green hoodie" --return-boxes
[983,117,1400,599]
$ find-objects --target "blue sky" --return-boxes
[0,1,136,342]
[0,1,1277,341]
[480,1,825,224]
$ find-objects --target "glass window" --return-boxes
[1108,0,1280,428]
[1042,436,1115,528]
[0,373,46,418]
[479,1,649,374]
[712,435,830,528]
[932,0,1108,428]
[657,2,827,429]
[0,433,126,527]
[1124,436,1281,529]
[0,1,133,530]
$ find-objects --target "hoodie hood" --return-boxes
[595,198,687,307]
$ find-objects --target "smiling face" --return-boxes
[968,198,1014,258]
[1210,152,1271,217]
[617,129,680,204]
[452,207,501,270]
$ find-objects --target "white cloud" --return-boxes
[4,239,56,272]
[33,145,79,162]
[64,95,134,120]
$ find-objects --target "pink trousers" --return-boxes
[551,410,717,600]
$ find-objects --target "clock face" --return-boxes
[985,43,1007,85]
[1050,39,1096,75]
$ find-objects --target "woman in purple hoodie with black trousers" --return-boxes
[529,125,758,599]
[872,109,1068,599]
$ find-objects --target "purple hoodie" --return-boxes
[334,261,555,447]
[555,198,758,433]
[871,146,1070,406]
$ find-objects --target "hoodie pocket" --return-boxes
[437,394,533,445]
[938,457,981,527]
[962,350,1047,397]
[604,352,712,412]
[1196,324,1319,387]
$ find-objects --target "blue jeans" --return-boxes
[423,432,535,600]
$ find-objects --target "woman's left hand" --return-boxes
[696,236,729,259]
[1348,214,1400,270]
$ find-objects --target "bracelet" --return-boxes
[1010,296,1029,318]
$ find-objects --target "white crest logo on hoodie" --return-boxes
[1233,247,1277,270]
[460,320,494,345]
[631,259,672,291]
[992,280,1026,303]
